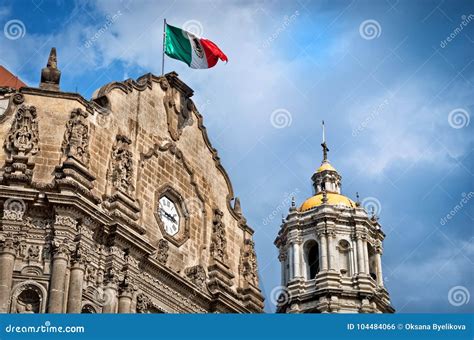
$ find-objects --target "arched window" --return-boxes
[338,240,351,277]
[305,241,320,279]
[81,304,96,313]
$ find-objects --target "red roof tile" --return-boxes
[0,65,27,89]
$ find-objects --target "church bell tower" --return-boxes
[274,122,394,313]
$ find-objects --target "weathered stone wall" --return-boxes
[0,72,263,313]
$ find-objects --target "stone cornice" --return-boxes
[19,87,95,114]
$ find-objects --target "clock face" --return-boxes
[158,196,180,236]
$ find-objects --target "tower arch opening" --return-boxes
[304,240,320,280]
[368,244,377,281]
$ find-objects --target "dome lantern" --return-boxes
[310,121,342,195]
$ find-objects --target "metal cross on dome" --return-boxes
[321,120,329,161]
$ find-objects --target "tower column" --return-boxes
[375,249,384,286]
[293,241,303,278]
[102,283,118,313]
[319,232,328,271]
[48,244,70,313]
[0,238,18,313]
[66,261,85,313]
[118,288,133,313]
[356,236,365,274]
[363,238,370,275]
[327,231,336,271]
[279,251,288,285]
[288,244,294,280]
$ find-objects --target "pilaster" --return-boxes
[0,234,20,313]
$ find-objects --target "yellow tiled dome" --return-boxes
[300,192,355,211]
[316,162,337,173]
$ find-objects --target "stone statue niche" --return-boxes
[15,288,40,313]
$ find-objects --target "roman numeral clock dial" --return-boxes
[158,196,180,236]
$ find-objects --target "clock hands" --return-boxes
[159,208,178,224]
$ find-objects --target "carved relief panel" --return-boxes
[159,77,193,141]
[4,104,39,157]
[107,135,135,197]
[61,108,90,165]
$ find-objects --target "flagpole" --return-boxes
[162,18,166,76]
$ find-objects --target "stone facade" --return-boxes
[0,49,263,313]
[274,139,394,313]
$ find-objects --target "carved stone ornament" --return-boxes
[156,239,169,264]
[4,105,39,157]
[278,250,287,262]
[240,239,258,287]
[51,239,72,258]
[107,135,134,196]
[27,245,41,261]
[210,208,228,264]
[124,252,139,270]
[0,233,20,253]
[159,77,193,141]
[84,265,97,284]
[70,242,88,265]
[61,108,90,166]
[2,198,27,221]
[136,293,151,313]
[185,265,206,288]
[12,94,25,105]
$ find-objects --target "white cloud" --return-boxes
[341,69,473,177]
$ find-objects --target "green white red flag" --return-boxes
[164,23,228,69]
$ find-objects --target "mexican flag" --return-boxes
[164,23,228,69]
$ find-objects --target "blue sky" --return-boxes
[1,0,473,313]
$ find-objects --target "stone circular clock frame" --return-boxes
[154,185,190,247]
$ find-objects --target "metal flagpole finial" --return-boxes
[321,120,329,161]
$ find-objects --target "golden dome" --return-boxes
[300,192,355,211]
[316,162,337,173]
